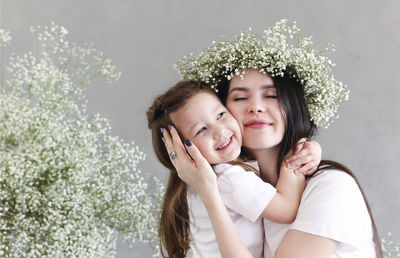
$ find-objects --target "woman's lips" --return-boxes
[245,119,272,129]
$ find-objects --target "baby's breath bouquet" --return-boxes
[0,23,163,257]
[175,19,349,128]
[382,233,400,258]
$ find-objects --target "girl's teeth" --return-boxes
[217,137,230,150]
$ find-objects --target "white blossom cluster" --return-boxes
[0,23,163,257]
[0,29,11,48]
[382,233,400,258]
[175,19,349,128]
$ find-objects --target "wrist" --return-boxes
[198,184,219,205]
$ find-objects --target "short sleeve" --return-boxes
[214,163,276,223]
[291,170,374,249]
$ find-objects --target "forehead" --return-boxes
[229,70,274,91]
[169,91,223,128]
[183,91,221,110]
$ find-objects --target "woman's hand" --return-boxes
[285,138,322,175]
[162,125,217,196]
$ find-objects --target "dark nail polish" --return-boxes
[185,139,192,146]
[168,125,172,131]
[160,128,164,134]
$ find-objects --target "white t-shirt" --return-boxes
[187,163,276,258]
[263,169,376,258]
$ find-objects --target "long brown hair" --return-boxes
[146,81,217,258]
[217,73,382,257]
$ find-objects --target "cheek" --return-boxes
[271,102,286,129]
[192,139,211,158]
[276,114,286,136]
[227,104,243,123]
[228,117,241,135]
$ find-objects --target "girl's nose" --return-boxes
[213,125,227,140]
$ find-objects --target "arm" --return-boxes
[285,138,322,175]
[199,185,254,258]
[261,161,305,223]
[260,139,321,223]
[274,170,370,257]
[275,230,338,258]
[162,126,252,258]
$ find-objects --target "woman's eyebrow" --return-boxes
[260,85,275,90]
[228,84,274,95]
[228,87,248,95]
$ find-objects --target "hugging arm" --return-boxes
[162,126,252,258]
[261,139,320,223]
[286,139,322,175]
[261,162,305,223]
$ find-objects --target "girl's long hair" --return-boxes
[217,73,382,258]
[146,81,216,258]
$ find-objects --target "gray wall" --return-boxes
[1,0,399,257]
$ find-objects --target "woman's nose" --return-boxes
[248,101,266,113]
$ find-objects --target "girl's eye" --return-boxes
[196,127,207,135]
[217,111,225,119]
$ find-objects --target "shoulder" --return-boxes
[244,160,259,170]
[293,170,375,251]
[213,161,258,173]
[213,163,276,223]
[298,169,370,224]
[213,163,238,174]
[214,163,260,187]
[306,169,358,195]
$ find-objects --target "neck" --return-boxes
[249,146,280,186]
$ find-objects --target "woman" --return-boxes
[167,20,382,257]
[148,81,308,258]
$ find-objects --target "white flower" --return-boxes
[175,19,349,128]
[0,29,12,47]
[0,23,163,257]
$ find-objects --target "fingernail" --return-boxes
[160,128,164,134]
[161,137,165,143]
[185,139,192,146]
[168,125,172,131]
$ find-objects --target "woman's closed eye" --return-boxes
[264,88,277,98]
[264,94,277,99]
[232,96,248,101]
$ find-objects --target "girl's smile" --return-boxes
[169,91,242,165]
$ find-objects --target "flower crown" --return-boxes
[174,19,349,128]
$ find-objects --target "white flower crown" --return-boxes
[174,19,349,128]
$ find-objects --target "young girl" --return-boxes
[147,80,321,258]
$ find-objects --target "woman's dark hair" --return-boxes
[217,72,382,258]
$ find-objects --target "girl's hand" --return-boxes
[285,138,322,175]
[162,125,217,196]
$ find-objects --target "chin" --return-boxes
[243,139,277,150]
